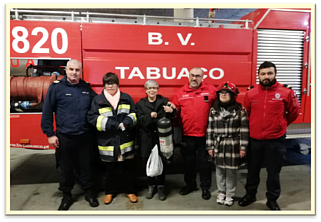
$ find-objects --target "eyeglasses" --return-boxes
[146,87,158,90]
[219,92,230,95]
[190,74,202,79]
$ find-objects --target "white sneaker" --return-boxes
[216,192,225,205]
[224,197,234,206]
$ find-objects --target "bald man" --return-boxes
[172,67,217,200]
[41,59,98,210]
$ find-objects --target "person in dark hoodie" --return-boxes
[136,80,175,201]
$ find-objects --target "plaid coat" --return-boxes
[206,106,249,169]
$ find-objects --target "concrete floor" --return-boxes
[8,138,313,215]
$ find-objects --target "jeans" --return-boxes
[216,166,237,197]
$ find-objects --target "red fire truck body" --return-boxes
[9,8,312,149]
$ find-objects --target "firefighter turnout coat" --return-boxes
[244,81,299,140]
[87,91,137,162]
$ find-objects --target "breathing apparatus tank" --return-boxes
[157,116,174,159]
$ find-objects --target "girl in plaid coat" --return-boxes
[206,81,249,206]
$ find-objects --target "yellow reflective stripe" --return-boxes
[99,107,112,114]
[118,104,130,110]
[129,113,137,122]
[98,145,114,151]
[96,116,104,131]
[120,141,134,150]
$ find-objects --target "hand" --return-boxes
[163,105,173,113]
[118,123,126,131]
[208,149,214,157]
[151,112,158,118]
[240,150,246,158]
[48,135,59,148]
[167,102,176,109]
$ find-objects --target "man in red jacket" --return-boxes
[238,61,299,210]
[172,67,217,200]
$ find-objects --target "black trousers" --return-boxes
[104,159,135,195]
[245,135,286,201]
[56,132,93,192]
[143,157,166,186]
[181,136,212,190]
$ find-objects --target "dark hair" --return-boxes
[213,99,242,113]
[258,61,277,75]
[102,72,119,86]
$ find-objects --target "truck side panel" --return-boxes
[81,23,253,102]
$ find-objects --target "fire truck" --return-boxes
[9,8,312,150]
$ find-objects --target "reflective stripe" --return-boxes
[118,104,130,110]
[99,107,112,114]
[98,146,114,156]
[97,116,108,131]
[117,104,130,114]
[101,117,108,131]
[101,112,113,117]
[96,116,104,131]
[120,141,134,154]
[99,150,114,156]
[98,145,114,151]
[128,113,137,124]
[117,109,130,114]
[99,107,113,117]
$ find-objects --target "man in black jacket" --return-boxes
[41,59,99,210]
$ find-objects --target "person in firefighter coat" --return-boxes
[238,61,299,210]
[206,81,249,207]
[136,80,175,201]
[87,72,138,205]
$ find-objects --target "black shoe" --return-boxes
[266,200,281,210]
[58,196,73,210]
[238,194,256,207]
[85,188,99,207]
[180,184,198,195]
[202,189,211,200]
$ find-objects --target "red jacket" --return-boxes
[244,81,299,140]
[172,82,217,137]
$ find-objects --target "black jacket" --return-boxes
[41,76,97,137]
[87,91,136,162]
[136,95,175,158]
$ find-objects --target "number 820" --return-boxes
[11,26,68,54]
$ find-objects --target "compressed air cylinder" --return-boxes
[157,117,174,159]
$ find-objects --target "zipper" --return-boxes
[263,89,267,139]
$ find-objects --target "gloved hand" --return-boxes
[118,123,125,131]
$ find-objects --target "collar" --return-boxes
[141,95,164,110]
[62,75,83,87]
[183,82,204,92]
[214,107,237,117]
